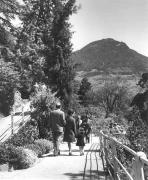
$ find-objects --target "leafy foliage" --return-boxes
[25,139,53,157]
[14,27,46,98]
[12,147,38,169]
[24,144,43,157]
[0,60,21,115]
[41,0,77,108]
[6,119,39,146]
[78,77,92,106]
[0,144,38,169]
[126,107,148,153]
[34,139,53,154]
[0,0,78,114]
[90,79,130,117]
[0,0,20,28]
[31,85,57,139]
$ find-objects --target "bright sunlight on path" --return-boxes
[0,135,106,180]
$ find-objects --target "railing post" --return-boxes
[22,105,24,123]
[104,137,109,169]
[111,140,118,180]
[132,154,145,180]
[99,133,103,156]
[11,113,14,135]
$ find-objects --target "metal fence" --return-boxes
[99,130,148,180]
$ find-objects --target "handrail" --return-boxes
[114,156,133,180]
[100,131,137,156]
[0,105,30,143]
[99,130,147,180]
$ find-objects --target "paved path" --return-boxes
[0,136,107,180]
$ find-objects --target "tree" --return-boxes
[12,0,52,97]
[17,0,78,109]
[43,0,77,109]
[14,31,45,98]
[92,80,129,118]
[78,77,92,106]
[126,107,148,153]
[0,59,21,115]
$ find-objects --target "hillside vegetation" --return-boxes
[72,38,148,74]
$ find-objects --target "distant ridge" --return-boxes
[72,38,148,74]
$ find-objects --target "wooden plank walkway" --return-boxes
[0,135,108,180]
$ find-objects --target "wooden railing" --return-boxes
[99,130,148,180]
[0,106,30,143]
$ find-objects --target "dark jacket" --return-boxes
[76,128,85,146]
[81,121,91,136]
[49,109,66,133]
[63,115,77,142]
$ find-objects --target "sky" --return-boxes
[70,0,148,56]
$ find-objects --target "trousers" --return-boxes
[52,131,63,155]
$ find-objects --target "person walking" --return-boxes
[49,102,66,156]
[63,109,77,156]
[76,127,85,156]
[81,115,92,143]
[75,115,82,131]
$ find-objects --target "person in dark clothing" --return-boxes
[49,102,66,156]
[76,127,85,156]
[81,115,92,143]
[63,109,77,156]
[75,115,82,132]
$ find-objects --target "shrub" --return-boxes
[6,119,39,146]
[0,144,38,169]
[24,139,53,157]
[24,144,43,157]
[4,145,19,164]
[0,144,9,164]
[13,147,38,169]
[30,87,57,139]
[126,107,148,153]
[34,139,53,154]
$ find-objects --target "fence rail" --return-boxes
[0,106,30,143]
[99,130,148,180]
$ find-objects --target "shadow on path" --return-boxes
[41,152,79,158]
[64,170,107,180]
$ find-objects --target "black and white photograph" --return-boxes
[0,0,148,179]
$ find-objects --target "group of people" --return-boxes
[49,102,91,156]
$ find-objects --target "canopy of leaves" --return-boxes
[0,59,21,115]
[30,85,58,138]
[78,77,92,106]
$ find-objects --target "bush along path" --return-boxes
[0,118,53,172]
[0,135,107,180]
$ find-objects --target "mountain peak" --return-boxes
[72,38,148,74]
